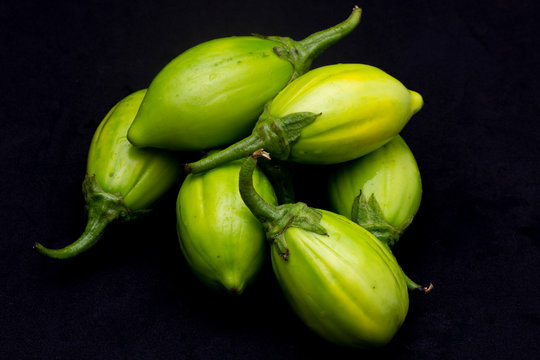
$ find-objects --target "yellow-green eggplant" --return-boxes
[328,136,432,293]
[328,135,422,247]
[238,150,409,348]
[176,152,277,294]
[34,90,182,259]
[127,7,362,151]
[186,63,423,173]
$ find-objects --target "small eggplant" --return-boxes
[238,150,409,348]
[127,7,362,151]
[176,152,277,294]
[186,63,423,173]
[35,90,182,259]
[328,135,432,292]
[328,135,422,246]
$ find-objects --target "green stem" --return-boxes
[185,133,265,174]
[239,150,327,261]
[297,6,362,71]
[258,159,296,204]
[185,107,319,174]
[265,6,362,79]
[34,204,118,259]
[238,150,283,224]
[405,274,434,293]
[34,174,140,259]
[187,8,362,174]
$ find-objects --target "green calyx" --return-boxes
[34,174,150,259]
[184,7,362,174]
[257,6,362,80]
[239,150,327,261]
[352,191,433,293]
[185,104,319,174]
[351,191,413,248]
[255,105,320,159]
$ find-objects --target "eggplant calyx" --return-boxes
[255,103,320,160]
[351,191,434,293]
[351,191,413,248]
[258,6,362,79]
[185,104,319,174]
[34,174,150,260]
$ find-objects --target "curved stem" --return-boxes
[185,108,318,174]
[405,274,434,293]
[34,205,117,259]
[263,6,361,79]
[185,133,265,174]
[238,150,282,224]
[34,174,135,259]
[299,6,362,63]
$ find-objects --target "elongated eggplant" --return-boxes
[328,135,422,246]
[34,90,182,259]
[186,63,423,173]
[127,7,361,151]
[238,150,409,348]
[176,152,277,294]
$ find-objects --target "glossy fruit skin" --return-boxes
[87,89,182,210]
[271,210,409,348]
[128,37,293,150]
[34,90,182,259]
[269,64,424,164]
[176,156,277,294]
[328,135,422,226]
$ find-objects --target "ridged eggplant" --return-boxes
[328,136,432,292]
[186,63,423,173]
[35,90,183,259]
[238,150,409,347]
[176,153,277,294]
[328,135,422,246]
[127,7,362,151]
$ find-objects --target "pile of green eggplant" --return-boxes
[35,6,433,348]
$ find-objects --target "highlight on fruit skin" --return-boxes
[238,149,410,348]
[176,151,277,294]
[328,135,422,245]
[34,90,183,259]
[185,63,423,174]
[127,7,362,151]
[328,135,433,292]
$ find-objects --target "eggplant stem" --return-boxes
[34,174,137,259]
[405,273,434,293]
[238,149,281,224]
[299,6,362,63]
[185,133,264,174]
[34,209,115,259]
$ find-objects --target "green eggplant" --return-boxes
[186,63,423,173]
[35,90,183,259]
[328,136,432,293]
[127,7,362,151]
[176,152,277,294]
[328,135,422,247]
[238,150,409,348]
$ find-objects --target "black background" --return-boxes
[2,0,539,359]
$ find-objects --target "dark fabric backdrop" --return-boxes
[1,1,539,359]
